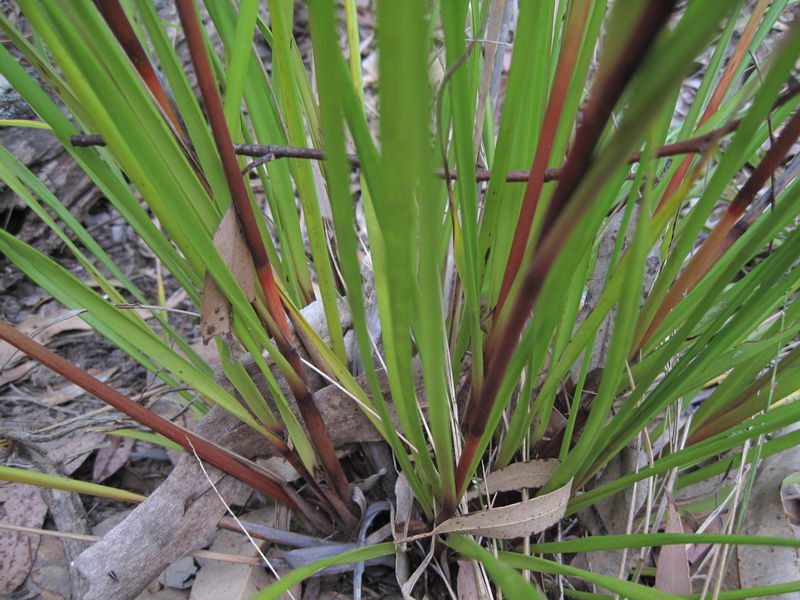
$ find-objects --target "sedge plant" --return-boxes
[2,0,800,597]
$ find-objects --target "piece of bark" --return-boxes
[72,404,257,600]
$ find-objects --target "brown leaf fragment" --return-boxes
[38,367,116,405]
[200,274,233,346]
[399,461,571,542]
[0,484,48,595]
[215,204,257,302]
[655,496,691,594]
[0,360,36,386]
[92,435,136,483]
[199,204,256,345]
[46,431,106,476]
[687,514,722,565]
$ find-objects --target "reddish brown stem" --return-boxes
[495,0,591,315]
[656,0,770,211]
[174,0,354,519]
[95,0,185,139]
[0,319,297,510]
[533,2,679,248]
[637,106,800,352]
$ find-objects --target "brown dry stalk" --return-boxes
[70,124,745,184]
[0,319,298,510]
[495,0,592,314]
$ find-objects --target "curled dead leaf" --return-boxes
[404,460,571,541]
[655,495,691,594]
[0,310,92,371]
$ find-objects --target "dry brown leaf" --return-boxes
[0,360,37,386]
[200,273,233,345]
[200,205,256,345]
[655,495,691,594]
[466,458,560,500]
[92,435,135,483]
[687,514,722,565]
[46,431,105,476]
[0,310,92,370]
[431,480,572,539]
[0,484,48,595]
[213,206,257,303]
[401,460,571,541]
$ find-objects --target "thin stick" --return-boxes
[0,319,298,510]
[69,120,741,183]
[0,522,264,566]
[174,0,355,523]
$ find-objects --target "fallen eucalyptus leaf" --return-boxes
[0,484,48,595]
[402,460,571,540]
[431,480,572,539]
[39,367,116,405]
[0,309,91,370]
[466,458,560,500]
[92,435,135,483]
